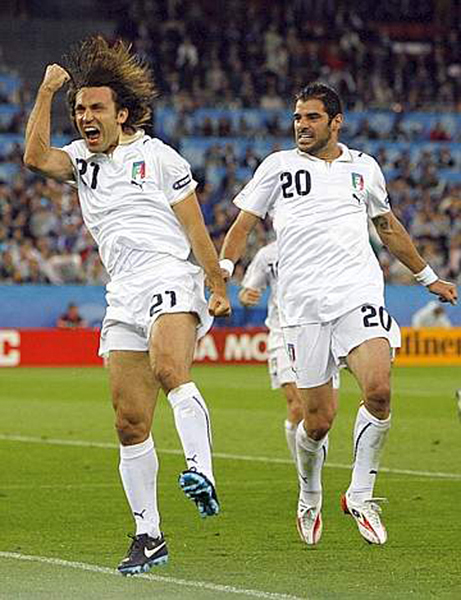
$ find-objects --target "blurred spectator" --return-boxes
[429,121,452,141]
[411,301,452,328]
[56,302,88,329]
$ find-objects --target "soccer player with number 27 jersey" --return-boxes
[23,36,230,575]
[221,83,457,547]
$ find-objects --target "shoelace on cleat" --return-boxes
[361,498,387,526]
[299,506,319,524]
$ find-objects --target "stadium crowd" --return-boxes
[114,0,461,113]
[0,0,460,285]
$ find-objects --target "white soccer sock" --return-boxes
[296,421,329,509]
[348,405,391,503]
[119,435,160,538]
[167,382,214,484]
[284,419,298,464]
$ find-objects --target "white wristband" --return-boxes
[219,259,235,277]
[414,265,438,286]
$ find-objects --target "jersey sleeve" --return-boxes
[233,153,281,218]
[156,142,197,205]
[366,158,391,218]
[60,141,80,182]
[241,247,270,291]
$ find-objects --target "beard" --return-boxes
[297,130,332,156]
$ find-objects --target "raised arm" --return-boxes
[172,192,231,317]
[219,210,260,277]
[23,64,74,181]
[373,210,458,305]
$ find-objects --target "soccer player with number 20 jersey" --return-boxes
[221,83,457,546]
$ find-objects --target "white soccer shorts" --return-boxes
[99,255,213,356]
[268,328,339,390]
[283,303,401,389]
[268,335,296,390]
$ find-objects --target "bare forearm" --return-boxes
[375,211,457,304]
[220,214,256,263]
[374,212,426,274]
[24,87,54,167]
[188,223,226,293]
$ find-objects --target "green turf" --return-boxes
[1,366,460,599]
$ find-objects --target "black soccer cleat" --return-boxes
[117,533,168,576]
[178,470,220,518]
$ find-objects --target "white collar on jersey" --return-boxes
[296,142,353,163]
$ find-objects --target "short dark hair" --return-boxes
[65,35,158,132]
[295,83,343,121]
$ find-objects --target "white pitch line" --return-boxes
[0,552,305,600]
[0,433,460,480]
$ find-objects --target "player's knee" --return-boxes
[304,411,332,440]
[152,357,185,392]
[364,383,391,419]
[304,406,334,440]
[305,423,331,441]
[115,410,149,445]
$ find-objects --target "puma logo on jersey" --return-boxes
[131,179,145,189]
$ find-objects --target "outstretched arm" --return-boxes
[173,192,231,317]
[24,64,74,181]
[219,210,260,278]
[373,210,458,305]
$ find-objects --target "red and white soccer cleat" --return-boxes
[341,493,387,545]
[296,503,323,545]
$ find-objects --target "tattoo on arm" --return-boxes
[373,214,393,234]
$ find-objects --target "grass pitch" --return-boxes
[0,365,460,599]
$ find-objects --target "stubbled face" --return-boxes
[293,98,342,158]
[74,86,128,153]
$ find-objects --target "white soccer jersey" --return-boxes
[234,143,390,326]
[241,241,280,332]
[62,133,197,277]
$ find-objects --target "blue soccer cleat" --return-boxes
[178,470,220,518]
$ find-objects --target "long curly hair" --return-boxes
[65,36,157,132]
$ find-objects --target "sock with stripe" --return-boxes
[347,404,391,503]
[167,382,214,484]
[119,434,161,538]
[296,421,329,509]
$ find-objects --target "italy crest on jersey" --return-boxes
[351,172,364,191]
[132,161,146,182]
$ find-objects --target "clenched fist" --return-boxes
[208,292,232,318]
[40,64,71,94]
[428,279,458,305]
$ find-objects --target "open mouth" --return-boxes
[84,127,101,145]
[298,132,314,142]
